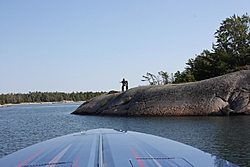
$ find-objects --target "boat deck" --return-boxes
[0,128,238,167]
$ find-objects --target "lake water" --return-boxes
[0,103,249,166]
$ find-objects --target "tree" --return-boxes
[213,13,250,69]
[158,71,169,84]
[142,72,159,85]
[141,71,169,85]
[186,14,250,81]
[0,91,106,105]
[186,50,213,81]
[173,70,195,83]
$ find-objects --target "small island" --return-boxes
[72,70,250,116]
[72,14,250,117]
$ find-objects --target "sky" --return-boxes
[1,0,250,94]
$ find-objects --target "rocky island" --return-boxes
[72,70,250,116]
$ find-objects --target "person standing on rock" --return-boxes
[120,78,128,92]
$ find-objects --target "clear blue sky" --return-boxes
[1,0,249,93]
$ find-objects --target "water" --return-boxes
[0,103,249,166]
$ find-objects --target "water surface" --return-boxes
[0,103,249,166]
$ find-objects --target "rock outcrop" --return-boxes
[72,70,250,116]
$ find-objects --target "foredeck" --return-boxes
[0,128,238,167]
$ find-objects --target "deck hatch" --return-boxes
[130,157,194,167]
[21,162,72,167]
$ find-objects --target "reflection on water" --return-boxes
[0,103,249,166]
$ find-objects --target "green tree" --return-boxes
[213,13,250,70]
[0,91,106,105]
[186,50,212,81]
[158,71,169,84]
[141,71,169,85]
[173,70,195,83]
[186,14,250,81]
[141,72,159,85]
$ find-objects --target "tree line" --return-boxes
[0,91,106,105]
[142,13,250,85]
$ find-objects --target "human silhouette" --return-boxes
[120,78,128,92]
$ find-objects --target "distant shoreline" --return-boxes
[0,101,84,108]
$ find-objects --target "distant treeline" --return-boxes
[0,91,106,105]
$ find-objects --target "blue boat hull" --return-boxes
[0,128,238,167]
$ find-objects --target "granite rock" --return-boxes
[72,70,250,116]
